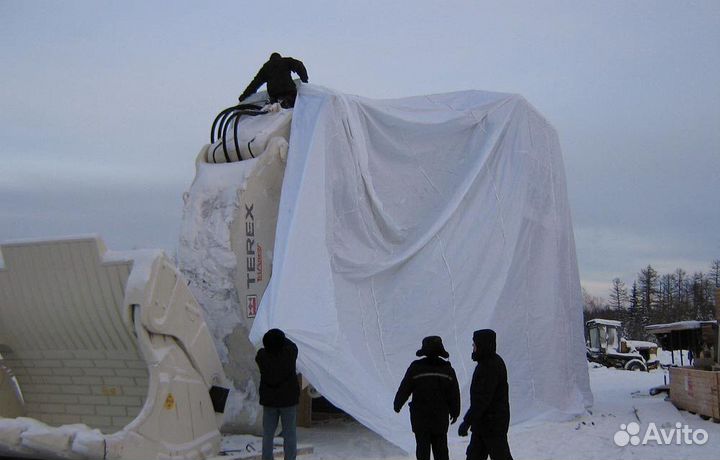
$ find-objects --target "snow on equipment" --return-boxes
[179,98,290,434]
[180,84,593,452]
[585,319,659,371]
[0,236,230,459]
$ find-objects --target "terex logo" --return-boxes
[245,203,256,289]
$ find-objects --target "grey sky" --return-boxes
[1,1,718,299]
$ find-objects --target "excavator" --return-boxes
[1,82,592,458]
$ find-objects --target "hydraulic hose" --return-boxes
[210,103,263,143]
[220,110,269,161]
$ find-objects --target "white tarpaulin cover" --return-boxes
[250,84,592,451]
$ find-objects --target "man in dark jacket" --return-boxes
[458,329,513,460]
[256,328,300,460]
[394,336,461,460]
[239,52,309,108]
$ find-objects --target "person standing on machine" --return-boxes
[239,52,308,108]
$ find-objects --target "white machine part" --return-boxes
[207,103,292,163]
[179,131,289,435]
[0,236,230,460]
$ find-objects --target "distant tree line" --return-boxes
[583,259,720,340]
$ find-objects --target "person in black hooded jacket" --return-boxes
[256,328,300,460]
[394,336,461,460]
[458,329,513,460]
[239,52,308,108]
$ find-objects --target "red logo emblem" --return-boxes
[247,295,258,318]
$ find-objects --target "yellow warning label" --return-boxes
[101,386,119,396]
[164,393,175,410]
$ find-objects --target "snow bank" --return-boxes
[290,368,720,460]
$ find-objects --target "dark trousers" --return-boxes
[414,431,449,460]
[262,405,297,460]
[466,431,513,460]
[270,89,297,108]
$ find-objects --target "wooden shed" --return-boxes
[647,311,719,422]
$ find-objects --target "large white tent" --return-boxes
[250,85,592,451]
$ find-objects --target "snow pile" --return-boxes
[250,84,592,451]
[0,417,105,459]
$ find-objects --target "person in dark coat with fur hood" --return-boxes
[458,329,513,460]
[394,336,461,460]
[239,52,308,108]
[255,328,300,460]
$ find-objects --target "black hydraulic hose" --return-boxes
[212,104,262,141]
[216,109,236,145]
[221,116,234,163]
[216,108,240,144]
[220,131,231,163]
[220,110,269,162]
[210,103,263,143]
[218,108,266,145]
[218,109,267,138]
[222,112,242,161]
[211,107,238,144]
[232,114,242,158]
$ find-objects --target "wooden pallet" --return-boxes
[669,367,720,421]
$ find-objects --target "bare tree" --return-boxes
[582,287,607,312]
[672,268,692,320]
[690,272,713,320]
[710,259,720,288]
[582,287,615,323]
[608,278,629,310]
[658,273,677,323]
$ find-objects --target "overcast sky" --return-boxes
[1,1,718,298]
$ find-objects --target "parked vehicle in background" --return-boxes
[585,319,659,371]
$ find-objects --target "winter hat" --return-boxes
[472,329,496,360]
[416,336,449,359]
[263,328,286,352]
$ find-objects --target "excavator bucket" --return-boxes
[0,236,230,460]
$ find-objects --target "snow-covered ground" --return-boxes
[221,363,720,460]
